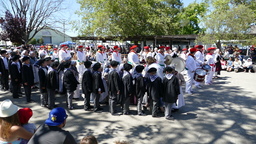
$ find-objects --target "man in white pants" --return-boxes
[205,47,216,85]
[194,45,205,88]
[185,47,197,94]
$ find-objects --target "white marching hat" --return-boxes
[0,99,18,118]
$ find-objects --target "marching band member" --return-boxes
[171,47,178,58]
[111,46,122,63]
[85,47,92,60]
[164,47,171,57]
[52,48,59,61]
[128,45,140,67]
[179,48,188,60]
[38,46,48,58]
[140,46,153,62]
[76,45,86,79]
[155,46,166,68]
[194,45,205,88]
[59,44,71,62]
[205,47,216,85]
[96,45,107,64]
[185,47,197,94]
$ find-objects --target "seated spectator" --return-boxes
[233,57,242,73]
[243,58,253,73]
[27,107,76,144]
[0,99,33,143]
[80,135,98,144]
[226,57,233,72]
[18,108,37,144]
[220,58,227,70]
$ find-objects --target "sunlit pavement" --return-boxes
[1,71,256,144]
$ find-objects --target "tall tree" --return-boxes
[0,0,64,44]
[197,0,255,47]
[176,2,207,34]
[74,0,183,38]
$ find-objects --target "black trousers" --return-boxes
[12,83,19,98]
[84,92,91,109]
[150,99,159,116]
[1,70,9,90]
[109,93,117,114]
[24,85,32,102]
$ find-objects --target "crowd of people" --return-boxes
[0,43,254,143]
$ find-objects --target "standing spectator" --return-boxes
[214,49,222,78]
[22,56,34,103]
[27,107,76,144]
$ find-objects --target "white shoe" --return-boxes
[187,91,193,95]
[196,85,202,89]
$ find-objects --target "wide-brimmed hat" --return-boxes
[45,107,68,126]
[0,99,19,118]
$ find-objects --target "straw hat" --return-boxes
[0,99,18,118]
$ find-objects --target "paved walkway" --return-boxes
[1,71,256,144]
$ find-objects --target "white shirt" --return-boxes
[205,54,215,65]
[179,53,187,60]
[52,51,59,60]
[77,51,86,62]
[140,51,153,61]
[59,49,71,62]
[38,50,48,57]
[128,52,139,66]
[96,51,107,63]
[112,51,122,63]
[155,53,165,66]
[186,55,197,72]
[243,61,252,67]
[194,51,205,67]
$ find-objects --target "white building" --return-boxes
[31,28,72,45]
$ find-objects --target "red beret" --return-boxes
[102,46,106,49]
[86,47,90,50]
[182,48,188,51]
[130,45,138,50]
[78,45,84,48]
[98,45,103,48]
[144,46,150,49]
[18,108,33,125]
[195,45,203,49]
[40,45,45,48]
[165,47,171,50]
[190,48,197,52]
[113,46,119,49]
[159,46,165,49]
[53,48,58,50]
[207,47,216,51]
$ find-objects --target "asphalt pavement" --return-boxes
[0,70,256,144]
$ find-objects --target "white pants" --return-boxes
[205,66,215,84]
[186,70,194,93]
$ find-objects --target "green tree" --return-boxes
[176,2,207,34]
[28,38,37,45]
[37,38,44,45]
[197,0,255,48]
[74,0,183,38]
